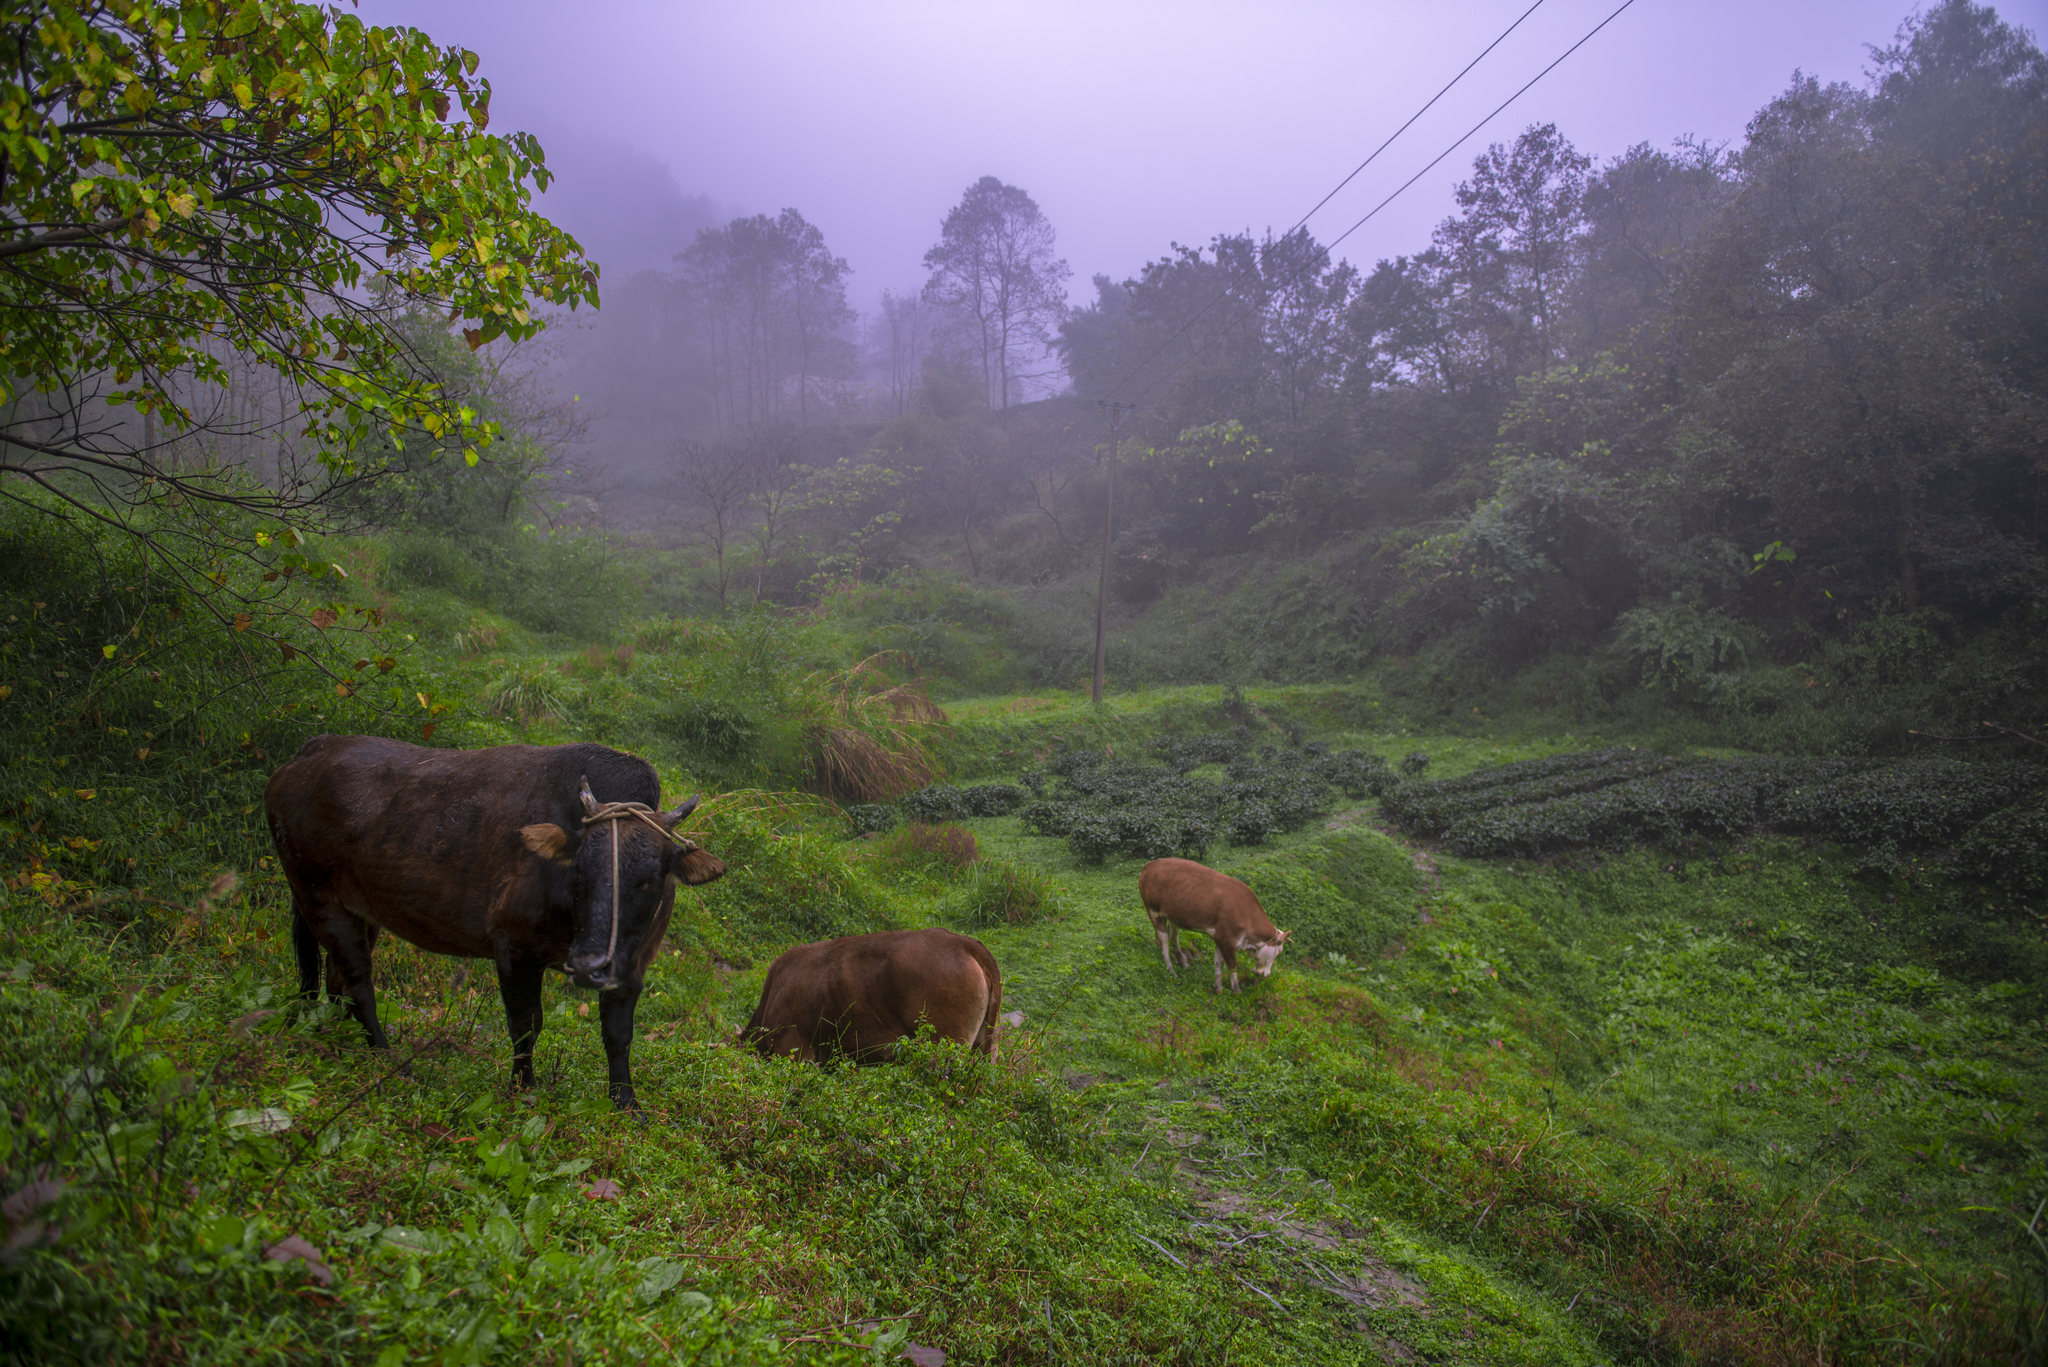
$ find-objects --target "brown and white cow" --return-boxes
[1139,857,1290,993]
[740,928,1002,1063]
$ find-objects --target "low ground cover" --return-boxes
[3,509,2042,1363]
[1380,748,2048,892]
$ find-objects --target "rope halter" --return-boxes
[576,792,701,978]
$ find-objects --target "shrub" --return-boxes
[1381,747,2048,869]
[1227,802,1279,846]
[845,803,899,836]
[1766,759,2037,849]
[1320,749,1399,799]
[1400,751,1432,777]
[1956,796,2048,897]
[961,783,1027,816]
[1019,799,1073,837]
[1007,733,1395,864]
[904,784,968,822]
[1382,748,1676,838]
[902,782,1027,821]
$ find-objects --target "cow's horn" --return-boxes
[578,776,600,816]
[662,795,701,827]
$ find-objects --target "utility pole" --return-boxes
[1092,402,1134,705]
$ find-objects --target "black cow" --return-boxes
[265,736,725,1108]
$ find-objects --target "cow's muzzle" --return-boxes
[565,954,618,992]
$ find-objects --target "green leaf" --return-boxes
[195,1214,245,1254]
[634,1258,688,1305]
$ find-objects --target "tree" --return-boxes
[1433,123,1590,378]
[673,209,852,435]
[1,0,593,661]
[874,288,930,416]
[673,438,758,614]
[922,176,1070,409]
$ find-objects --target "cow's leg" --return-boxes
[598,983,643,1111]
[316,911,388,1047]
[495,957,546,1092]
[291,913,322,1003]
[1212,939,1240,994]
[1156,921,1179,975]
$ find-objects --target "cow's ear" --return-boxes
[520,823,574,865]
[672,845,726,886]
[1275,929,1292,943]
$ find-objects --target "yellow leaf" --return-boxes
[75,789,96,800]
[232,613,252,632]
[417,691,432,710]
[335,682,354,698]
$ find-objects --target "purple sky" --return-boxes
[357,0,2037,308]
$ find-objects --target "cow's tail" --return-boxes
[965,937,1003,1061]
[736,965,774,1050]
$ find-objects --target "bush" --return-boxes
[1227,802,1279,846]
[1400,751,1432,777]
[1320,749,1399,799]
[845,803,899,836]
[903,782,1028,821]
[904,784,968,822]
[1766,759,2037,849]
[1956,796,2048,897]
[1008,734,1394,864]
[1381,747,1676,838]
[1381,748,2048,869]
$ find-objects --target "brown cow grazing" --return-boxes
[1139,857,1291,994]
[265,736,726,1109]
[740,928,1002,1063]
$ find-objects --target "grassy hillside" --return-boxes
[2,511,2041,1364]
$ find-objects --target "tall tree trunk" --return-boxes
[1899,483,1918,610]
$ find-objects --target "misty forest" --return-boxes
[4,1,2048,1363]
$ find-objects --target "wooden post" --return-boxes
[1093,402,1132,704]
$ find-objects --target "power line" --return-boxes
[1119,0,1641,411]
[1095,0,1548,403]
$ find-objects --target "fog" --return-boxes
[346,0,2038,516]
[358,0,1931,293]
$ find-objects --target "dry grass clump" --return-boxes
[879,821,981,871]
[451,619,503,656]
[805,653,946,802]
[571,642,635,676]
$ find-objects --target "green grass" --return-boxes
[3,507,2042,1364]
